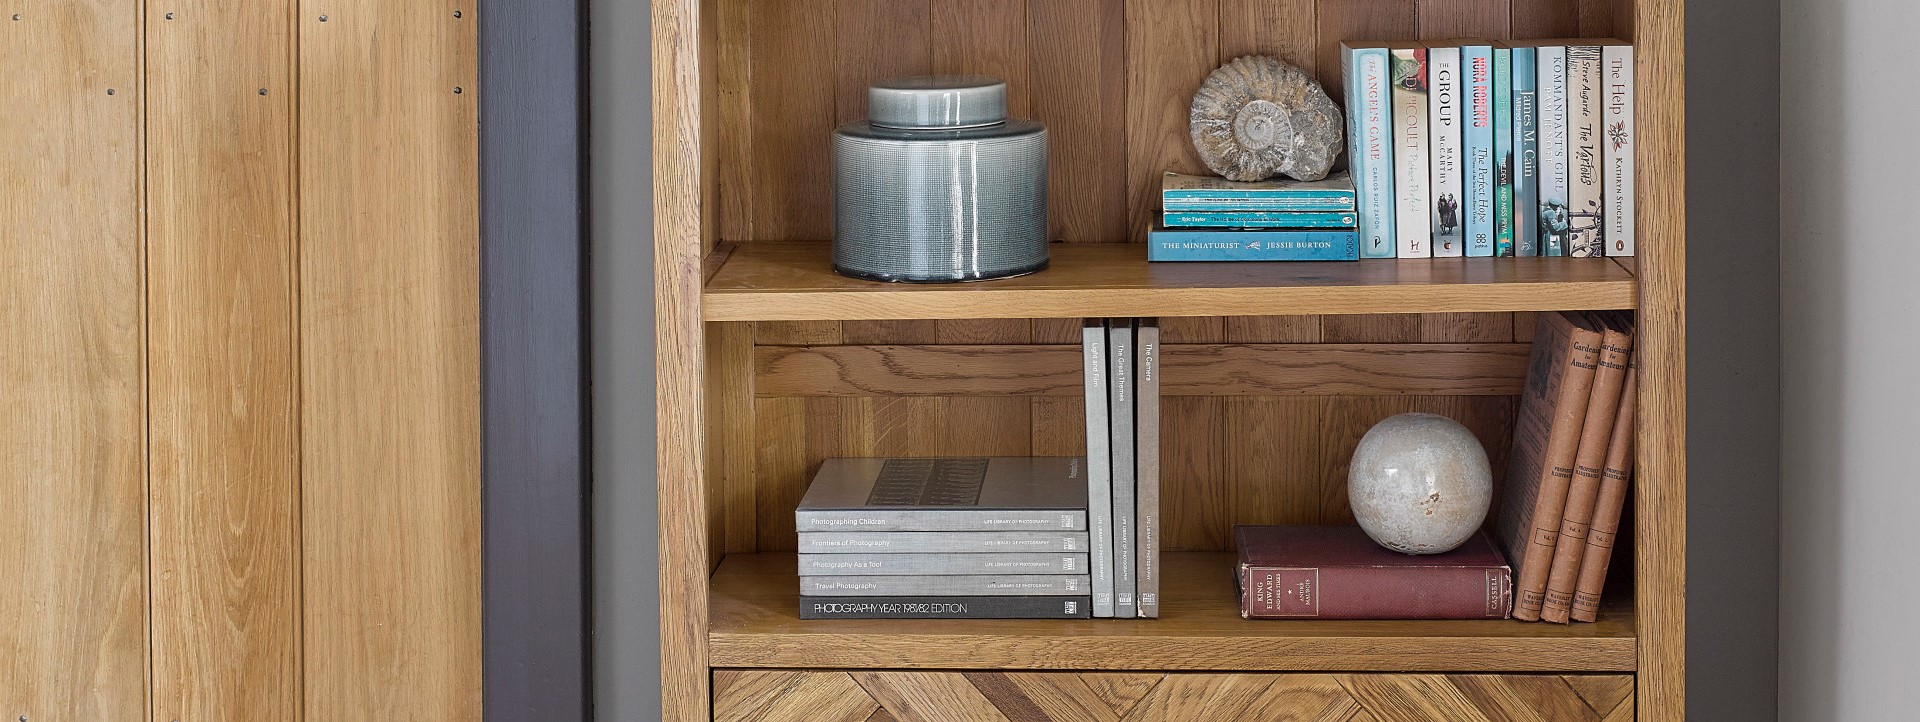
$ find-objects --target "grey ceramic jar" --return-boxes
[833,76,1049,282]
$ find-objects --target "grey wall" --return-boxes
[590,1,1786,718]
[1780,1,1920,720]
[590,0,661,718]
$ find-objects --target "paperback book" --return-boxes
[796,531,1088,554]
[801,574,1091,596]
[1162,211,1356,228]
[1236,525,1512,620]
[795,457,1088,532]
[1567,44,1606,257]
[1390,47,1432,258]
[1082,320,1116,617]
[1148,228,1359,262]
[1341,42,1399,259]
[1462,41,1496,257]
[1513,46,1541,256]
[1135,319,1161,618]
[800,596,1092,620]
[1493,45,1516,256]
[1534,44,1571,256]
[1426,44,1464,257]
[798,553,1089,576]
[1108,319,1137,618]
[1160,172,1356,212]
[1603,44,1636,257]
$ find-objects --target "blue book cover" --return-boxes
[1462,42,1495,257]
[1163,210,1356,228]
[1160,172,1355,204]
[1513,46,1540,256]
[1493,46,1514,257]
[1342,44,1398,259]
[1148,228,1359,262]
[1161,198,1355,212]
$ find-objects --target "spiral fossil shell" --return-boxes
[1189,55,1344,182]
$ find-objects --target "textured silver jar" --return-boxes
[833,76,1048,282]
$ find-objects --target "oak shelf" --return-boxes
[702,242,1638,322]
[708,552,1638,673]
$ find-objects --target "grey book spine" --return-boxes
[1082,320,1116,617]
[797,531,1087,554]
[1135,319,1161,618]
[799,596,1092,619]
[794,509,1087,532]
[800,575,1091,596]
[798,553,1090,576]
[1108,319,1137,618]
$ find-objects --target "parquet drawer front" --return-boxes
[712,669,1634,721]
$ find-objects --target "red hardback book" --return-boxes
[1236,526,1513,620]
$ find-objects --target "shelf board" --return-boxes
[702,242,1637,321]
[708,552,1637,673]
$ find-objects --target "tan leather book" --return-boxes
[1540,314,1634,623]
[1495,311,1604,621]
[1571,362,1638,622]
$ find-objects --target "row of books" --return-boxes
[1081,318,1162,617]
[1341,39,1636,259]
[1495,311,1638,623]
[1148,173,1364,262]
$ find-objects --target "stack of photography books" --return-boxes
[794,457,1095,619]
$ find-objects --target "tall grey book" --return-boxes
[1082,320,1116,617]
[800,596,1092,619]
[798,553,1089,576]
[1108,319,1137,618]
[1135,319,1161,618]
[795,457,1088,532]
[797,531,1087,554]
[800,575,1091,596]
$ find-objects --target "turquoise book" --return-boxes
[1462,42,1495,257]
[1342,43,1398,259]
[1160,172,1355,212]
[1148,228,1359,262]
[1163,210,1356,228]
[1493,46,1515,257]
[1513,46,1540,256]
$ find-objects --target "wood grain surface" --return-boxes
[710,553,1636,672]
[0,2,148,719]
[146,0,299,719]
[298,1,481,718]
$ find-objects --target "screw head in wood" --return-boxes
[453,87,463,94]
[454,10,463,18]
[106,88,116,95]
[318,14,328,21]
[258,88,268,96]
[165,12,174,19]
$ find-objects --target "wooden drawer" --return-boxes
[713,669,1634,721]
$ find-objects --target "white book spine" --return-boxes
[1603,45,1635,257]
[1567,45,1606,257]
[1538,46,1571,256]
[1081,320,1115,617]
[1428,46,1464,257]
[1390,48,1432,258]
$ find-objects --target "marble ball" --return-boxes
[1347,413,1492,555]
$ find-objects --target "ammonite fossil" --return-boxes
[1189,55,1344,182]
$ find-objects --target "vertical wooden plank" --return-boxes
[1576,0,1617,39]
[1315,0,1415,94]
[1635,0,1685,715]
[710,323,758,556]
[835,0,931,126]
[757,321,844,345]
[717,0,755,240]
[1030,397,1088,456]
[1220,0,1317,70]
[932,0,1029,116]
[756,397,812,551]
[147,0,298,719]
[1511,0,1577,39]
[299,2,481,718]
[1030,0,1128,242]
[1226,398,1323,526]
[1415,0,1512,39]
[0,2,148,719]
[748,0,835,240]
[1126,0,1220,242]
[1162,397,1229,551]
[942,397,1034,456]
[1319,397,1422,524]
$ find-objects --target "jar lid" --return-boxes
[868,75,1007,129]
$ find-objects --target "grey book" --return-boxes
[1082,320,1116,617]
[798,553,1089,576]
[796,531,1088,554]
[799,596,1092,619]
[1135,319,1161,618]
[1108,319,1137,618]
[800,575,1091,596]
[795,457,1088,532]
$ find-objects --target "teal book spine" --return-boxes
[1513,47,1540,256]
[1462,43,1495,257]
[1163,211,1356,228]
[1343,44,1398,259]
[1493,46,1515,257]
[1148,229,1359,261]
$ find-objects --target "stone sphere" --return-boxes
[1347,413,1492,555]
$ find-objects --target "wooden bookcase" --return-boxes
[654,0,1682,719]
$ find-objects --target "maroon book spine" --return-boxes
[1239,563,1513,620]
